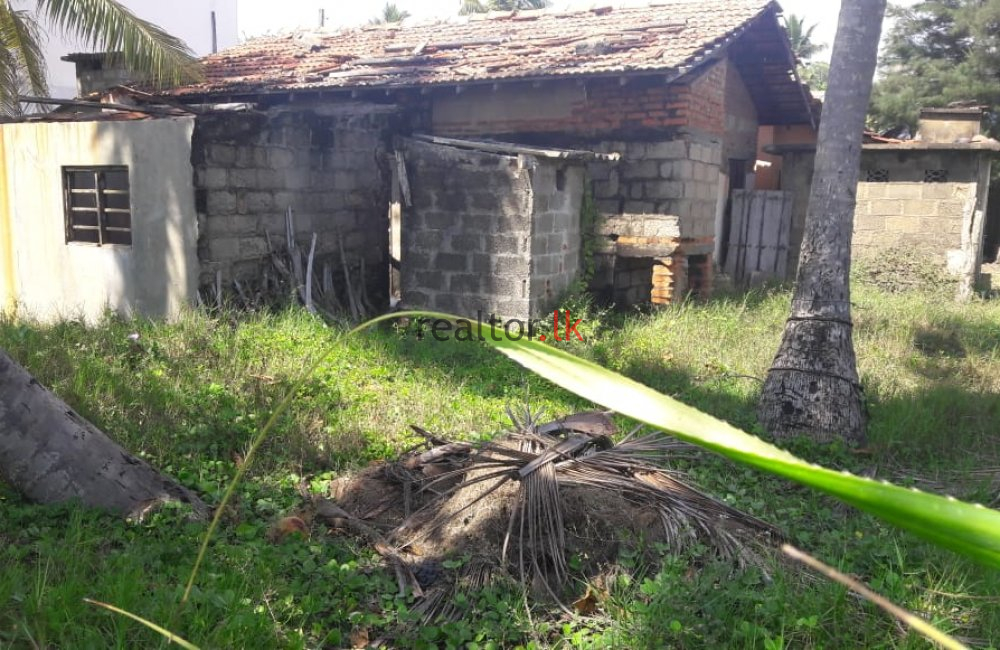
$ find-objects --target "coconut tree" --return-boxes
[459,0,548,15]
[370,3,410,25]
[0,0,200,116]
[0,349,208,517]
[785,14,826,62]
[757,0,888,444]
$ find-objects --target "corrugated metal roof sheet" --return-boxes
[171,0,778,97]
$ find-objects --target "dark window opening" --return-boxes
[866,169,890,182]
[924,169,949,183]
[555,168,567,192]
[63,166,132,246]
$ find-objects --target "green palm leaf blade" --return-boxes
[37,0,201,86]
[360,312,1000,567]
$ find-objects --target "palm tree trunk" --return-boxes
[0,348,208,518]
[757,0,887,444]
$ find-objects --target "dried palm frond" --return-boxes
[332,407,782,624]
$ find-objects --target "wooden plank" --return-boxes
[727,190,749,281]
[775,191,793,280]
[395,150,412,207]
[758,192,782,276]
[408,133,620,162]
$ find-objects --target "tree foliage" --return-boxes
[459,0,549,15]
[0,0,199,116]
[870,0,1000,133]
[783,14,829,92]
[370,3,410,25]
[784,14,826,61]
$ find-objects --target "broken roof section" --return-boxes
[166,0,810,124]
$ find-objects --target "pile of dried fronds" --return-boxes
[294,409,781,622]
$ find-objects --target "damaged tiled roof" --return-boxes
[171,0,779,97]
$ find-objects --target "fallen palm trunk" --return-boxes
[0,348,209,519]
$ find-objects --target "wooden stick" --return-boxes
[304,233,317,313]
[338,233,361,320]
[782,545,968,650]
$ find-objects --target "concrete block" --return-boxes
[885,215,922,233]
[269,148,296,169]
[239,236,270,257]
[413,229,445,251]
[209,144,236,165]
[450,234,484,252]
[868,199,903,216]
[626,142,647,158]
[673,160,695,180]
[207,191,237,215]
[900,199,938,217]
[622,160,661,180]
[198,167,228,190]
[285,169,311,190]
[229,169,258,189]
[922,183,960,199]
[864,184,887,199]
[332,173,358,192]
[593,177,619,199]
[854,215,886,232]
[472,253,492,273]
[646,140,687,159]
[624,201,656,214]
[493,255,528,275]
[436,252,469,272]
[937,199,965,218]
[208,237,241,261]
[645,180,684,200]
[245,192,274,213]
[450,273,484,293]
[414,270,444,287]
[491,234,525,255]
[884,183,923,200]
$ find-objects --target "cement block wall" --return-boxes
[400,139,583,321]
[590,138,723,245]
[529,164,585,314]
[191,104,398,298]
[0,117,199,322]
[854,151,982,266]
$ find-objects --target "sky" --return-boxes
[236,0,915,63]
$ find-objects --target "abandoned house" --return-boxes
[0,0,817,322]
[768,107,1000,290]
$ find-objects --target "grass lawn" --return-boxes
[1,281,999,649]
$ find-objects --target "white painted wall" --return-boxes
[23,0,238,99]
[0,118,199,322]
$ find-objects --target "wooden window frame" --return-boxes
[62,166,132,246]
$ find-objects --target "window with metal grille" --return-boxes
[866,169,890,182]
[924,169,949,183]
[63,166,132,246]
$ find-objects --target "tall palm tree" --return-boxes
[459,0,549,15]
[0,0,200,116]
[757,0,887,444]
[370,3,411,25]
[784,14,826,62]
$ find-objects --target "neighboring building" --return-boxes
[0,0,815,321]
[770,108,1000,291]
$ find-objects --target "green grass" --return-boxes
[1,282,1000,648]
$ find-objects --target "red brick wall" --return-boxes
[431,59,730,139]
